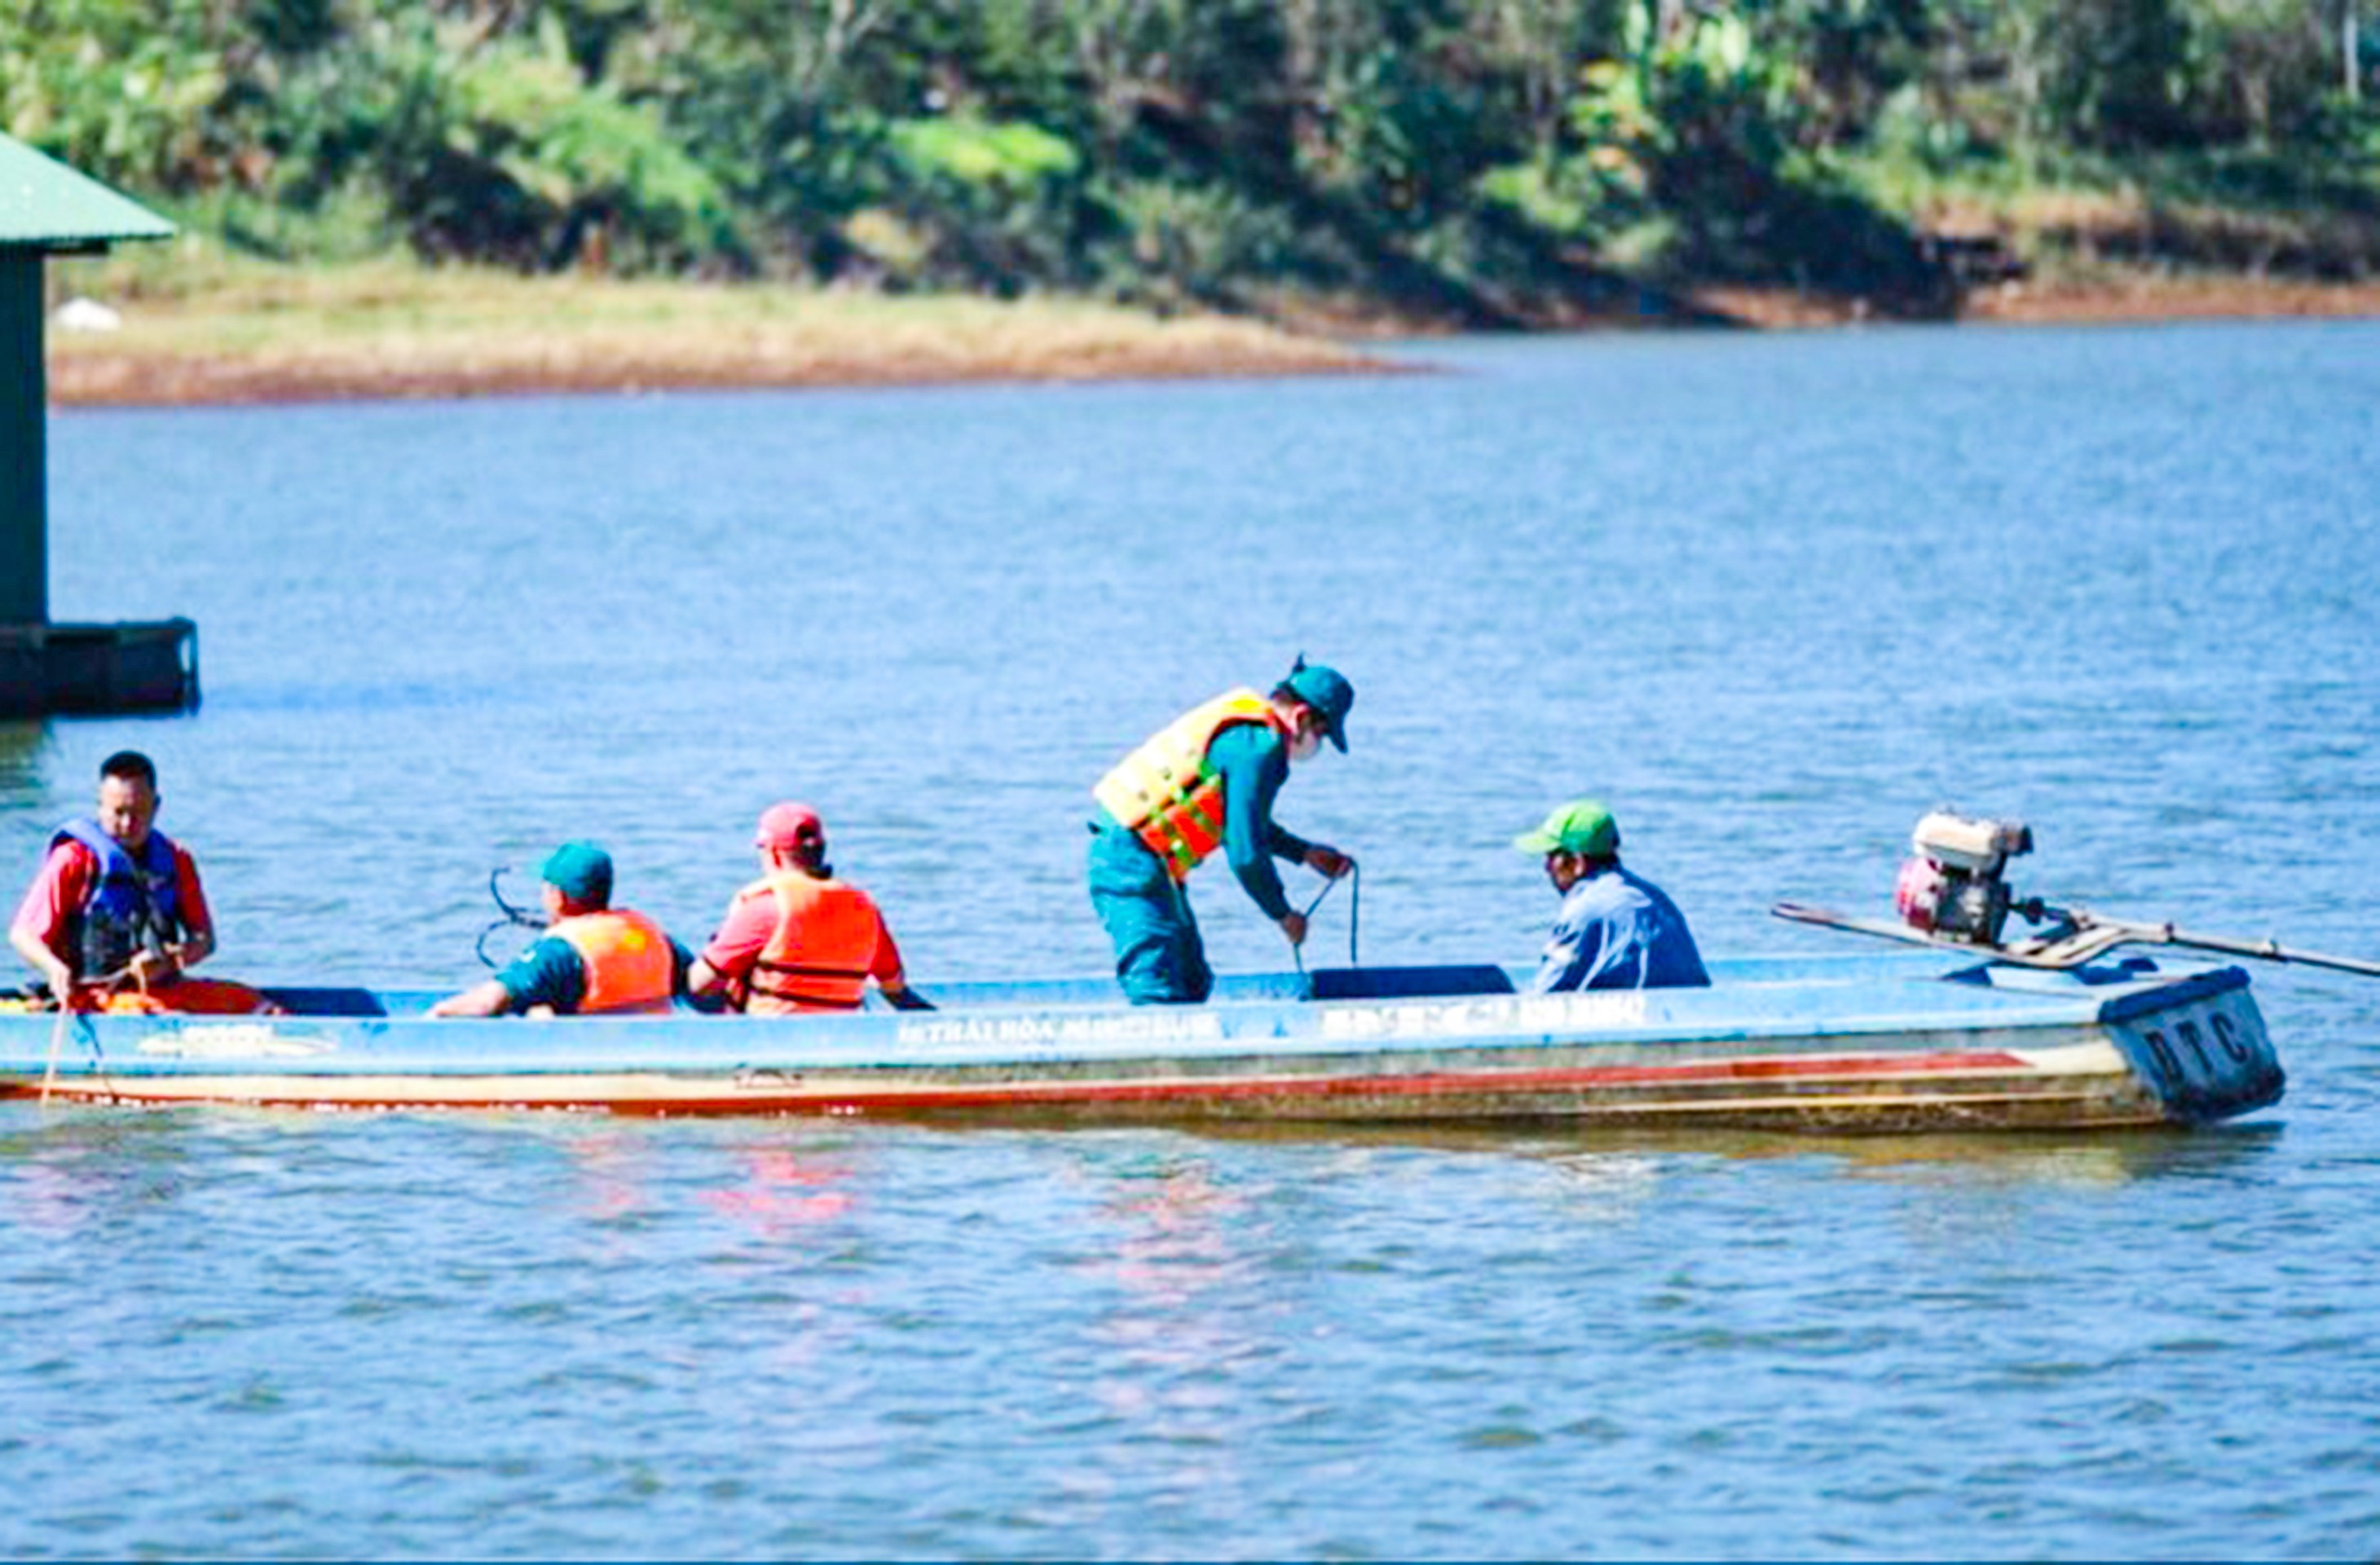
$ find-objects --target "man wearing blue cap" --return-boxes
[1089,659,1355,1003]
[1514,799,1708,994]
[430,841,693,1017]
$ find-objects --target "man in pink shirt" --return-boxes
[687,802,930,1015]
[11,752,271,1014]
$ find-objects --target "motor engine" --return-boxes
[1893,812,2034,946]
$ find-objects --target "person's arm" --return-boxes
[166,846,215,972]
[684,957,730,1011]
[10,922,73,999]
[429,979,513,1017]
[670,938,738,1013]
[11,843,86,997]
[1251,766,1349,878]
[430,937,580,1017]
[1528,887,1613,995]
[687,893,771,1012]
[866,913,934,1011]
[126,844,215,990]
[1214,725,1349,946]
[1213,725,1298,926]
[1529,881,1652,994]
[510,938,586,1015]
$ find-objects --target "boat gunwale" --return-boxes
[0,958,2258,1083]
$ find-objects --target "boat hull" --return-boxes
[0,954,2284,1132]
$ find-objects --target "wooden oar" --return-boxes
[1770,902,2088,967]
[1774,901,2380,979]
[2043,909,2380,980]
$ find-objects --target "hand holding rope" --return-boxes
[1291,856,1360,979]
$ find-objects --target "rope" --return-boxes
[37,990,106,1108]
[38,995,69,1106]
[1291,859,1360,980]
[476,866,549,968]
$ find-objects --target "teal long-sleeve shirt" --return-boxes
[1205,720,1312,921]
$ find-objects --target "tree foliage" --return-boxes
[4,0,2375,313]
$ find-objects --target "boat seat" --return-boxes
[258,986,390,1017]
[1307,965,1515,1001]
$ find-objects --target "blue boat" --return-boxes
[0,950,2285,1131]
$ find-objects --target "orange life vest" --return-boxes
[549,909,677,1016]
[739,871,890,1015]
[1092,688,1286,880]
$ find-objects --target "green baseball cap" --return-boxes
[1513,799,1620,857]
[1280,659,1354,753]
[539,840,615,904]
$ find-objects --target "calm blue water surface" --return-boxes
[4,319,2379,1559]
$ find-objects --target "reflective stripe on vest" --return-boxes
[52,819,183,980]
[549,909,676,1015]
[1091,689,1284,881]
[746,871,886,1013]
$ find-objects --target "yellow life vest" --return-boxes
[1093,688,1285,880]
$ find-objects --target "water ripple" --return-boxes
[7,322,2380,1558]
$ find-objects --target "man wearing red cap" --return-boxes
[686,803,928,1015]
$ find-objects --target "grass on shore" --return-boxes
[42,245,1377,407]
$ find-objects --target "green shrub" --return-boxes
[868,114,1103,293]
[1101,180,1300,307]
[886,116,1080,187]
[1476,156,1602,238]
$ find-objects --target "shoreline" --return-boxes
[38,267,1388,409]
[1699,274,2380,331]
[42,267,2380,408]
[46,329,1384,408]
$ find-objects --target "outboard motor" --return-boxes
[1778,813,2380,981]
[1893,812,2034,946]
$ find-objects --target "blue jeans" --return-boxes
[1086,826,1212,1004]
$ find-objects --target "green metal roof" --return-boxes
[0,133,174,250]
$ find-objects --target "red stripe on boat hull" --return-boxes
[11,1047,2051,1116]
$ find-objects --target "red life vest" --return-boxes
[1092,688,1285,880]
[549,909,676,1015]
[737,871,891,1015]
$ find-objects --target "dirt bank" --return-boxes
[40,263,2378,408]
[41,269,1383,408]
[1696,273,2380,330]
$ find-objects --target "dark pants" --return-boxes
[1086,826,1212,1004]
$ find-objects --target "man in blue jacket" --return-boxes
[1514,799,1708,993]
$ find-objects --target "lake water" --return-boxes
[4,319,2378,1558]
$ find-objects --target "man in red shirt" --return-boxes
[10,751,273,1015]
[687,802,930,1015]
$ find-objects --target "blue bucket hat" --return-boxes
[539,840,615,905]
[1279,658,1354,753]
